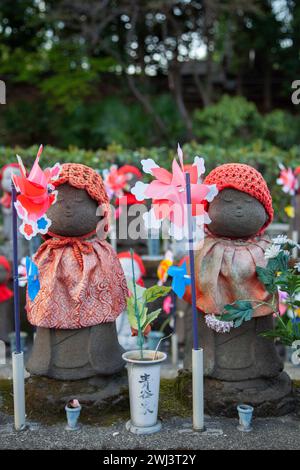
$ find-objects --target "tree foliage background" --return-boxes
[0,0,299,149]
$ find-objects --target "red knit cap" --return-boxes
[54,163,109,213]
[204,163,273,233]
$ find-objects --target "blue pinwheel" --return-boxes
[25,257,40,302]
[167,262,191,299]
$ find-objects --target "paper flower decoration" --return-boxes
[132,144,218,240]
[277,164,299,196]
[25,257,40,302]
[12,145,61,240]
[167,262,191,299]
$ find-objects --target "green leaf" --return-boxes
[266,251,289,273]
[143,285,171,303]
[126,279,146,300]
[256,266,277,293]
[220,301,253,328]
[143,309,162,330]
[126,296,147,330]
[256,251,289,294]
[126,296,138,330]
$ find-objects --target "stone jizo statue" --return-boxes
[26,163,128,380]
[184,163,293,415]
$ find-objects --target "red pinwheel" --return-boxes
[12,145,61,240]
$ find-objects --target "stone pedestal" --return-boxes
[27,322,125,380]
[182,304,294,416]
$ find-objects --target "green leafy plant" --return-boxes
[220,236,300,350]
[126,250,171,359]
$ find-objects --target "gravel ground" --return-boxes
[0,413,299,450]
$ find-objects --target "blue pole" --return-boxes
[11,183,21,354]
[185,172,199,350]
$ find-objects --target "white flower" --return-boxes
[141,159,159,175]
[287,239,300,250]
[205,314,233,333]
[131,181,149,201]
[272,235,288,245]
[264,244,281,260]
[294,262,300,273]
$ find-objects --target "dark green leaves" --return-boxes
[256,250,289,294]
[260,318,300,346]
[220,301,254,328]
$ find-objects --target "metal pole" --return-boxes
[11,184,21,353]
[185,172,204,431]
[11,182,26,431]
[171,291,178,366]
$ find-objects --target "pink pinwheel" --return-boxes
[131,144,218,236]
[277,164,299,196]
[12,145,61,240]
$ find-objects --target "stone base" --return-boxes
[176,369,296,417]
[27,323,125,380]
[24,372,129,425]
[126,419,162,435]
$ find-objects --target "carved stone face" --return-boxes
[208,188,267,238]
[47,184,101,237]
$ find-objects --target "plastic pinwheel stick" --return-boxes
[11,183,26,431]
[185,171,204,432]
[12,184,21,354]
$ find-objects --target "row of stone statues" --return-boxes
[0,160,295,414]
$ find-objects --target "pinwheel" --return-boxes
[131,144,217,239]
[103,165,128,201]
[277,164,300,256]
[157,250,173,285]
[277,164,299,196]
[25,257,40,302]
[167,262,191,299]
[10,146,60,430]
[12,145,61,240]
[134,144,217,432]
